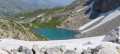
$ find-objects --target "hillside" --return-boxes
[0,18,47,41]
[10,0,89,30]
[1,0,120,40]
[0,0,75,17]
[0,0,36,17]
[0,0,88,40]
[0,0,120,54]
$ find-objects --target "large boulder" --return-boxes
[18,46,33,54]
[40,46,48,53]
[93,0,120,13]
[97,43,118,54]
[103,27,120,43]
[32,44,41,54]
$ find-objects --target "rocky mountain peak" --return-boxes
[93,0,120,13]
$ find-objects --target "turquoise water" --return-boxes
[34,28,79,40]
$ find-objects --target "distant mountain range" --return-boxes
[22,0,75,8]
[0,0,35,17]
[0,0,75,17]
[22,0,64,8]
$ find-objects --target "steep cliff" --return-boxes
[93,0,120,13]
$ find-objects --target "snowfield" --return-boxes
[0,36,104,51]
[81,7,120,33]
[79,4,120,33]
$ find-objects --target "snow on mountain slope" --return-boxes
[0,36,104,51]
[81,6,120,33]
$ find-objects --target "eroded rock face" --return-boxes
[93,0,120,13]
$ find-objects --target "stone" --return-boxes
[18,46,33,54]
[65,50,76,54]
[0,49,9,54]
[40,46,48,53]
[32,44,40,54]
[97,43,118,54]
[93,0,120,13]
[45,48,57,54]
[11,49,18,52]
[103,27,120,43]
[11,52,25,54]
[45,46,65,54]
[116,46,120,50]
[83,42,92,45]
[74,48,83,54]
[81,50,91,54]
[60,45,66,52]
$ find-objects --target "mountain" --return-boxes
[0,0,75,17]
[0,18,47,41]
[0,0,36,17]
[0,0,120,53]
[93,0,120,13]
[0,0,120,41]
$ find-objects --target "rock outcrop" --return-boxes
[93,0,120,13]
[103,27,120,43]
[32,44,41,54]
[18,46,33,54]
[0,19,47,41]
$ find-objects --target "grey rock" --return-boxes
[83,42,92,45]
[116,46,120,50]
[81,50,92,54]
[81,47,93,54]
[32,44,40,54]
[0,49,9,54]
[45,48,57,54]
[18,46,33,54]
[45,46,66,54]
[40,46,47,53]
[11,52,25,54]
[11,49,18,52]
[97,43,118,54]
[60,45,66,52]
[103,27,120,43]
[45,47,61,54]
[97,48,109,54]
[65,50,76,54]
[2,49,11,54]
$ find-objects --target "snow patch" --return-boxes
[37,14,44,18]
[81,7,120,33]
[0,36,104,50]
[75,6,89,12]
[85,1,94,16]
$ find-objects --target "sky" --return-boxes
[23,0,75,5]
[22,0,75,8]
[49,0,75,5]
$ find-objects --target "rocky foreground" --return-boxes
[0,27,120,54]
